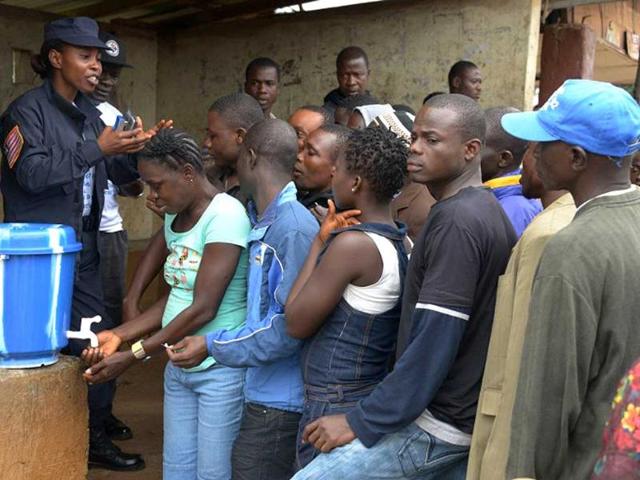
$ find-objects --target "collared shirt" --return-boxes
[205,182,319,412]
[575,185,636,212]
[296,189,333,210]
[467,193,576,480]
[484,168,542,238]
[508,187,640,479]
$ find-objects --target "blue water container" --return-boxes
[0,223,82,368]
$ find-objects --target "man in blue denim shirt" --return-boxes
[170,119,318,480]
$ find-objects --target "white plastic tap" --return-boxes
[66,315,102,347]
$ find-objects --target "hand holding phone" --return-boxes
[114,110,136,131]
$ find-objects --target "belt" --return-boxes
[304,383,377,403]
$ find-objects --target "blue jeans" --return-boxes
[296,393,361,468]
[291,423,469,480]
[163,361,246,480]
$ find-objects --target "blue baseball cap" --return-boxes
[501,79,640,158]
[44,17,107,50]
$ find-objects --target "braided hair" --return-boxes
[344,127,407,202]
[138,128,204,173]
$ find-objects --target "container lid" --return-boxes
[0,223,83,255]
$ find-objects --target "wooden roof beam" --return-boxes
[160,0,315,28]
[58,0,172,19]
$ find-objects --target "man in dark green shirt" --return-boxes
[501,79,640,480]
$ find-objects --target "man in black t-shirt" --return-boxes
[292,94,516,480]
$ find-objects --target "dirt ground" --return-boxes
[88,355,165,480]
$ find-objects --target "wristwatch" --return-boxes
[131,339,148,360]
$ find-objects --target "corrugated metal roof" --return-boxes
[0,0,315,29]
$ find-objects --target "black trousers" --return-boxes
[97,229,128,327]
[231,402,301,480]
[62,230,115,432]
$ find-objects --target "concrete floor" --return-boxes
[88,355,165,480]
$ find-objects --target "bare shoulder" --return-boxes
[326,230,378,255]
[321,230,383,284]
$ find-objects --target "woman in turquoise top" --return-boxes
[83,128,250,480]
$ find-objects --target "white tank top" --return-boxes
[343,232,401,314]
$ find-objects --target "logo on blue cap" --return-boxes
[539,85,565,112]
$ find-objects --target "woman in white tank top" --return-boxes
[285,127,410,468]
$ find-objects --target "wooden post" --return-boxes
[633,58,640,101]
[539,23,597,104]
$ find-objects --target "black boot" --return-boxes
[105,413,133,441]
[89,428,145,471]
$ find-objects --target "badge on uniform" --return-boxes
[3,125,24,170]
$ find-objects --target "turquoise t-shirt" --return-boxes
[162,192,250,371]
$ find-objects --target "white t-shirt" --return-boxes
[97,102,124,233]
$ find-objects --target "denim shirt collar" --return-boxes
[248,181,298,242]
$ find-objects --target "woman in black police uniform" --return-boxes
[0,17,148,471]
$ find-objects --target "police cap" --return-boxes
[99,32,132,68]
[44,17,107,49]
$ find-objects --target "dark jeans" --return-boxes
[97,229,128,327]
[231,402,301,480]
[97,229,128,427]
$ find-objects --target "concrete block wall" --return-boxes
[0,0,540,241]
[0,8,55,123]
[156,0,541,136]
[107,26,161,241]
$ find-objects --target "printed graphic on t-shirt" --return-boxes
[82,167,95,216]
[164,243,201,289]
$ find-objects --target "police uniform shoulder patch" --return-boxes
[3,125,24,170]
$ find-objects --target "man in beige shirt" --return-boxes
[466,141,575,480]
